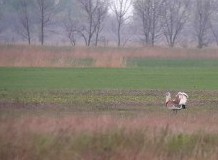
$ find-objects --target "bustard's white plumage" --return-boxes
[165,92,188,112]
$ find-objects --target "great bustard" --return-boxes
[165,92,189,113]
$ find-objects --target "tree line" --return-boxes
[0,0,218,48]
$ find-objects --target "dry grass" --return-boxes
[1,89,218,160]
[1,112,218,160]
[1,44,218,159]
[2,112,218,135]
[1,45,218,68]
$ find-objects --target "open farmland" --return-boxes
[1,45,218,160]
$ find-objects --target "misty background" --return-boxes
[0,0,218,48]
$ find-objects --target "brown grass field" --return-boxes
[1,45,218,68]
[1,106,218,160]
[1,89,218,160]
[1,45,218,160]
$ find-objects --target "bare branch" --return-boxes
[133,0,164,46]
[161,0,190,47]
[16,0,33,45]
[110,0,132,46]
[193,0,214,48]
[77,0,108,46]
[36,0,56,45]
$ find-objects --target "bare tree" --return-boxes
[36,0,56,45]
[210,20,218,46]
[64,14,79,46]
[161,0,190,47]
[77,0,108,46]
[207,0,218,46]
[17,0,33,45]
[134,0,163,46]
[111,0,132,47]
[94,1,108,46]
[0,1,4,34]
[193,0,214,48]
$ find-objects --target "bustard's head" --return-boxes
[166,92,171,97]
[165,92,171,103]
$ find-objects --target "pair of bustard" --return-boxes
[165,92,189,113]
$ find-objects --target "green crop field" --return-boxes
[1,65,218,90]
[1,46,218,160]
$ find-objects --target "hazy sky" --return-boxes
[109,0,133,17]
